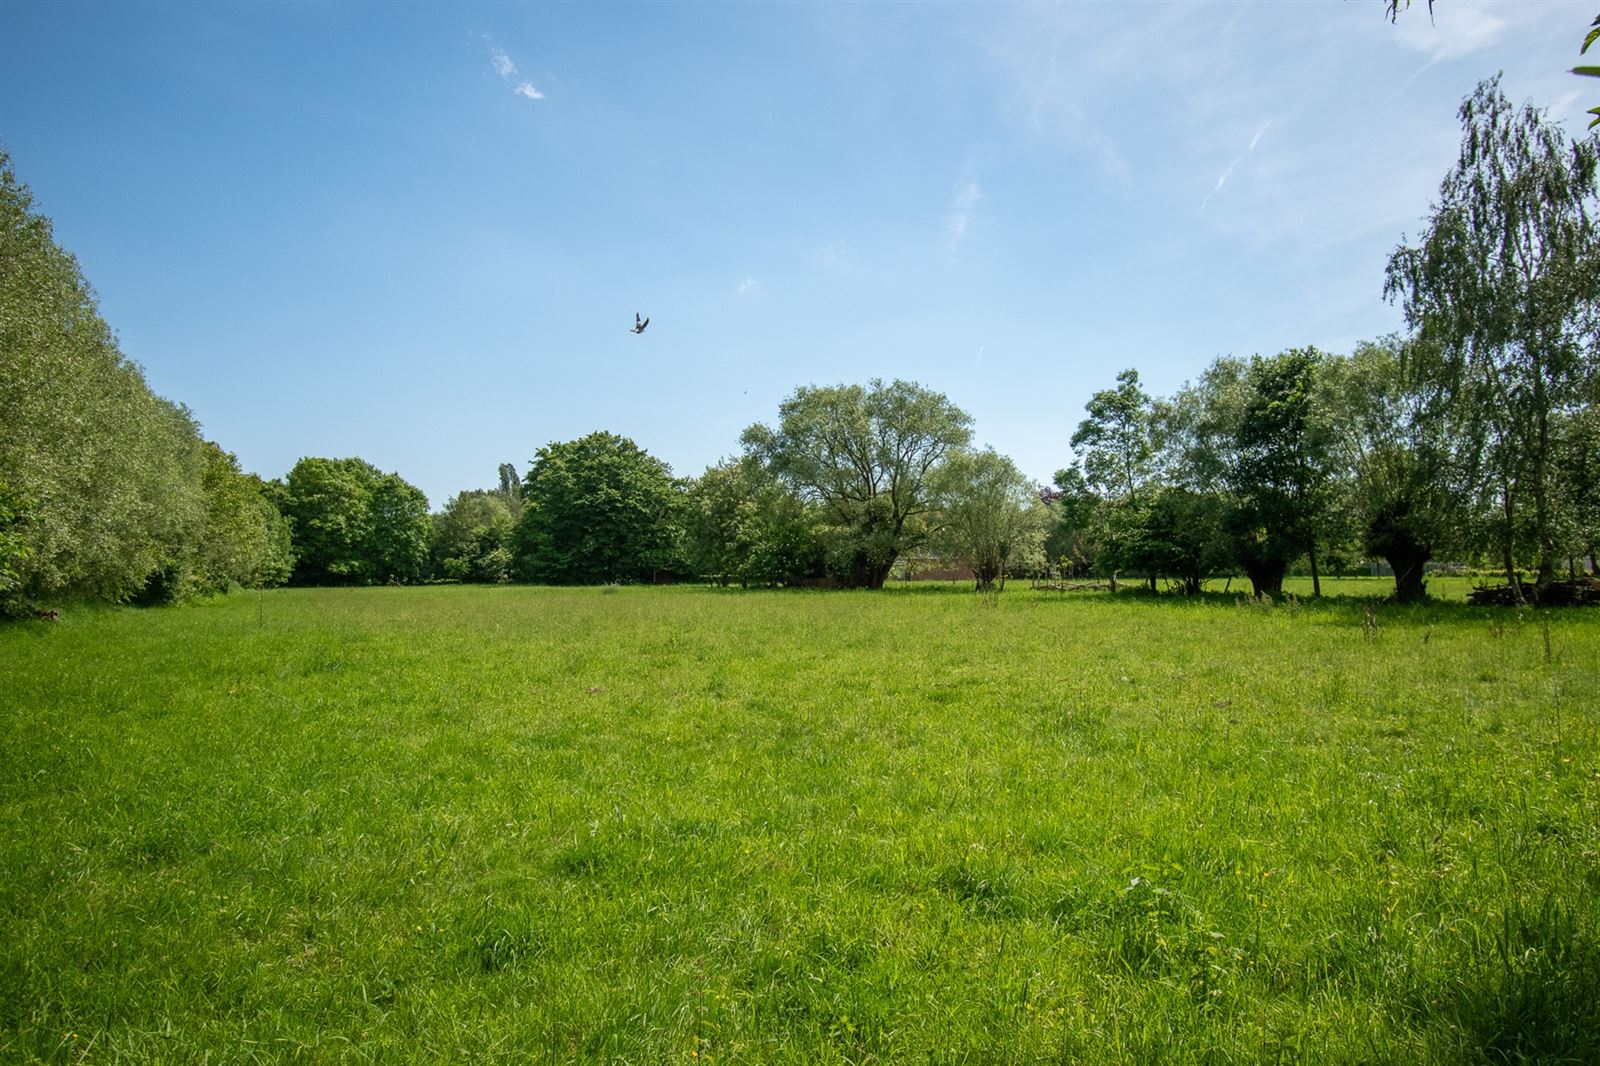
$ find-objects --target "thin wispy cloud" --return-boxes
[485,40,544,102]
[1202,120,1270,212]
[1391,4,1505,61]
[737,275,760,295]
[944,170,982,258]
[986,3,1214,175]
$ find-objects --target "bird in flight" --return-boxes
[629,313,650,334]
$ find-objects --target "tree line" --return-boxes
[3,78,1594,615]
[332,77,1600,604]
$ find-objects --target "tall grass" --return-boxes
[2,583,1596,1062]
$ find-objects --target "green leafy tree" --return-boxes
[1226,349,1334,598]
[1552,404,1600,573]
[1158,357,1252,497]
[933,448,1047,591]
[1,153,218,610]
[284,458,378,585]
[1071,368,1156,501]
[432,489,516,582]
[1067,369,1163,588]
[1320,340,1463,602]
[685,457,824,587]
[496,462,525,521]
[191,442,296,594]
[1385,76,1600,592]
[1043,467,1105,579]
[0,479,35,609]
[283,458,430,585]
[742,379,972,588]
[1126,487,1230,596]
[246,473,296,588]
[366,473,431,584]
[1581,16,1600,128]
[513,431,684,584]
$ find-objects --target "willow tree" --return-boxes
[933,448,1045,592]
[743,379,972,588]
[1,153,211,611]
[1385,76,1600,592]
[1321,340,1463,603]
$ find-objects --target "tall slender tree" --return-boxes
[1385,76,1600,592]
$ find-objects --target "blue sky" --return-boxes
[2,1,1593,507]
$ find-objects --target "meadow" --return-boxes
[2,582,1597,1063]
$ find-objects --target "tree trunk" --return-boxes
[1387,547,1430,604]
[1308,543,1321,598]
[1530,345,1556,588]
[1244,558,1286,598]
[1500,483,1524,604]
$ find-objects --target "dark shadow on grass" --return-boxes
[1008,583,1599,631]
[1414,893,1600,1063]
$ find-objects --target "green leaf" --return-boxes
[1572,66,1600,78]
[1584,15,1600,55]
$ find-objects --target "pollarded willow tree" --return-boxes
[742,379,973,588]
[1320,339,1464,602]
[1385,76,1600,592]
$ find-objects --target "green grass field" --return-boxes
[3,583,1597,1063]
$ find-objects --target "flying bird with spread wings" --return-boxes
[629,313,650,334]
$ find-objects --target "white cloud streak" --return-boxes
[1202,120,1271,212]
[487,42,544,102]
[738,275,760,294]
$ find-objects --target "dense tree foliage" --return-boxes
[282,458,430,585]
[684,457,824,588]
[172,443,295,599]
[1,153,288,614]
[1227,348,1335,597]
[1127,488,1230,596]
[1042,467,1104,578]
[513,432,683,584]
[1319,340,1461,601]
[432,490,516,583]
[933,449,1046,591]
[743,379,972,588]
